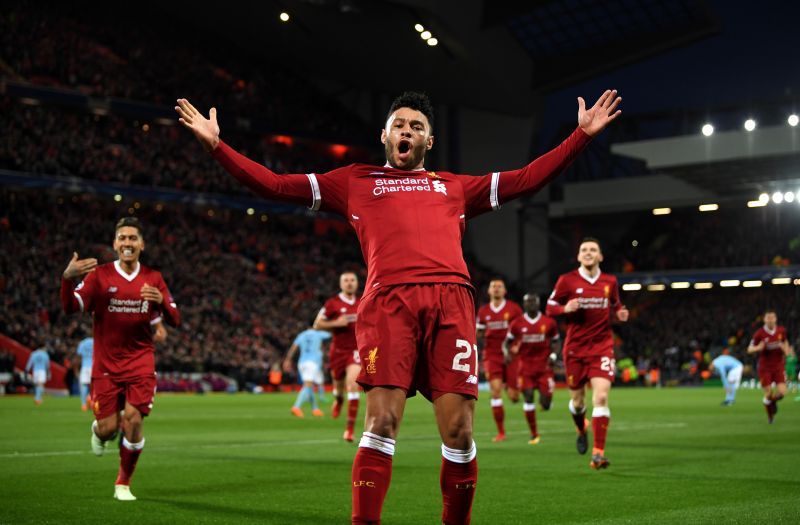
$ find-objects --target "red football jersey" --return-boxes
[750,325,788,369]
[61,261,180,378]
[212,128,591,296]
[476,300,523,356]
[319,293,361,352]
[507,313,559,371]
[545,268,622,358]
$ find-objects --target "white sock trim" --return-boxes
[121,437,145,451]
[347,392,360,401]
[441,441,477,464]
[763,397,772,405]
[568,399,585,415]
[592,407,610,418]
[490,398,503,407]
[523,403,536,412]
[358,432,395,456]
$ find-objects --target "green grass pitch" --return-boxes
[1,388,798,524]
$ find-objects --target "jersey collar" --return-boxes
[489,299,507,314]
[383,162,426,171]
[578,266,601,285]
[338,293,356,305]
[114,260,141,282]
[763,324,776,336]
[524,312,541,325]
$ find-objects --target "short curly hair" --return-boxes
[387,91,434,131]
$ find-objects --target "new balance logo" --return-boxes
[466,375,478,384]
[432,180,447,195]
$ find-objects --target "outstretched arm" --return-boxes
[175,99,337,211]
[461,90,622,217]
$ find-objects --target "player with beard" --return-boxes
[60,217,180,501]
[475,279,522,442]
[503,294,559,444]
[546,238,628,470]
[177,89,621,524]
[314,271,363,441]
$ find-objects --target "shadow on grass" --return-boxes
[143,496,342,524]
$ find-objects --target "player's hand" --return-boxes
[332,316,350,328]
[175,98,220,152]
[282,360,293,373]
[140,284,163,304]
[510,343,521,355]
[564,298,581,313]
[153,323,168,343]
[616,307,629,322]
[578,89,622,137]
[63,252,98,280]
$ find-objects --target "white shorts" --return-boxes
[79,367,92,385]
[298,361,323,385]
[726,366,743,389]
[33,370,47,385]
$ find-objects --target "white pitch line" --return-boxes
[0,422,687,459]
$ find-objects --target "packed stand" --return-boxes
[0,2,370,141]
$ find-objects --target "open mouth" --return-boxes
[122,248,134,256]
[398,140,412,156]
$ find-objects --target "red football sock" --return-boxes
[592,408,610,451]
[440,443,477,525]
[115,437,144,486]
[347,395,360,434]
[491,399,505,434]
[523,404,537,437]
[352,433,395,525]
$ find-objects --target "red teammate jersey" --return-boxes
[545,268,622,358]
[319,293,361,352]
[476,300,523,356]
[750,325,788,369]
[211,128,591,296]
[506,313,559,370]
[61,261,180,378]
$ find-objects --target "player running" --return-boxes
[313,271,362,441]
[76,333,94,411]
[25,345,50,405]
[475,279,523,442]
[60,217,180,501]
[747,309,794,423]
[503,293,559,445]
[177,89,621,524]
[546,238,628,470]
[283,325,332,418]
[709,352,743,406]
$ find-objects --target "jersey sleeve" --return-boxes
[548,319,560,340]
[610,277,623,313]
[506,322,517,341]
[749,331,763,347]
[155,273,181,327]
[475,306,486,330]
[211,141,348,216]
[456,127,592,218]
[322,299,341,320]
[61,271,99,314]
[545,276,570,317]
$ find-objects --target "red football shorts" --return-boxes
[330,348,361,380]
[564,348,615,390]
[758,366,786,387]
[483,353,521,387]
[519,366,555,395]
[356,283,478,401]
[91,374,157,420]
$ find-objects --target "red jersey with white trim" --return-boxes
[507,313,559,370]
[60,261,180,378]
[211,128,591,296]
[476,300,523,356]
[750,325,788,369]
[320,293,361,352]
[545,268,621,358]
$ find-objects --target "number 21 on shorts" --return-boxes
[600,356,616,377]
[452,339,479,375]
